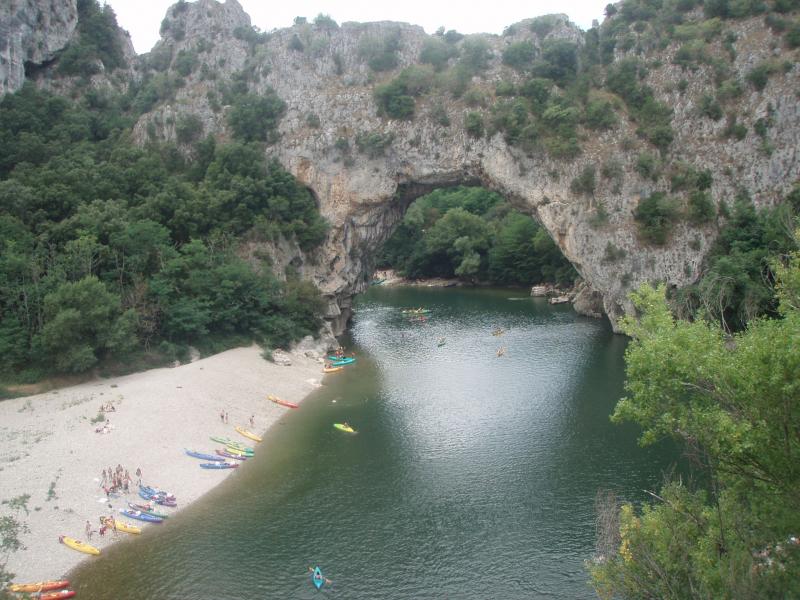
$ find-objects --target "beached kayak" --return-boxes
[224,445,254,457]
[137,489,177,506]
[211,436,254,453]
[139,484,176,500]
[40,591,76,600]
[120,509,163,523]
[185,449,225,461]
[235,426,262,442]
[216,449,248,460]
[323,366,343,373]
[329,357,356,366]
[333,423,357,434]
[8,580,69,593]
[60,536,100,556]
[103,517,141,534]
[268,394,299,409]
[128,503,169,519]
[200,461,239,469]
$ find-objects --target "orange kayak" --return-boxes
[8,580,69,593]
[267,394,299,409]
[41,591,76,600]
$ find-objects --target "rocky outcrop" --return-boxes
[0,0,78,94]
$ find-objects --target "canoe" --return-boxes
[138,489,177,506]
[128,502,169,519]
[60,536,100,556]
[139,484,176,501]
[312,566,325,590]
[225,445,254,457]
[268,394,299,409]
[323,366,343,373]
[333,423,357,434]
[200,461,238,469]
[211,436,253,452]
[185,449,225,462]
[329,357,356,366]
[8,580,69,593]
[41,591,76,600]
[103,517,141,534]
[235,426,262,442]
[119,509,163,523]
[216,449,248,461]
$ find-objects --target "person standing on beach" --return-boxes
[220,409,225,423]
[101,469,107,487]
[85,520,92,540]
[249,414,255,428]
[135,467,142,486]
[225,412,229,423]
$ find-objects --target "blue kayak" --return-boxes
[328,357,356,366]
[119,509,163,523]
[199,461,238,469]
[185,449,224,462]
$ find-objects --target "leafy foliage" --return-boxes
[378,187,576,285]
[58,0,126,77]
[0,85,327,377]
[634,192,679,245]
[227,90,287,143]
[591,265,800,599]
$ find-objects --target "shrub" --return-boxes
[585,99,618,130]
[175,113,203,144]
[687,190,715,224]
[533,40,578,86]
[603,242,627,262]
[746,61,778,90]
[786,25,800,48]
[420,38,457,70]
[634,192,678,245]
[173,49,198,76]
[359,29,402,72]
[570,165,596,195]
[313,13,338,29]
[502,41,536,71]
[355,131,395,158]
[635,153,660,181]
[459,37,492,74]
[723,114,747,140]
[495,81,516,96]
[373,66,434,120]
[227,90,287,143]
[464,112,484,138]
[698,94,723,120]
[288,34,304,52]
[305,113,321,128]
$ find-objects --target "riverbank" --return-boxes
[0,344,327,583]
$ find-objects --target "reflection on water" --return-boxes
[72,286,675,599]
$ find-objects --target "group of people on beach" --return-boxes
[101,464,140,496]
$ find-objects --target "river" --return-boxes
[72,286,675,599]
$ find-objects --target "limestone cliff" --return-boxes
[0,0,78,94]
[6,0,800,333]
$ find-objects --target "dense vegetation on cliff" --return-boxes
[0,81,327,381]
[377,187,577,286]
[591,242,800,598]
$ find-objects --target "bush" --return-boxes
[698,94,723,120]
[634,192,678,245]
[502,41,536,71]
[313,13,338,29]
[420,38,457,70]
[786,25,800,48]
[459,37,492,74]
[464,112,484,138]
[746,62,778,90]
[359,29,402,72]
[635,153,660,181]
[355,131,395,158]
[687,190,715,224]
[533,40,578,86]
[585,99,618,130]
[175,113,203,145]
[570,165,597,195]
[227,90,287,143]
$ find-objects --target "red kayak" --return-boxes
[268,394,298,409]
[41,591,76,600]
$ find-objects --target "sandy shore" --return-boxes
[0,344,327,583]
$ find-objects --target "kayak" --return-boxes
[235,425,262,442]
[119,509,163,523]
[200,461,238,469]
[401,308,430,314]
[268,394,299,409]
[103,517,141,534]
[212,436,254,453]
[329,357,356,366]
[225,445,254,457]
[185,449,225,462]
[60,536,100,556]
[8,580,69,593]
[128,502,169,519]
[216,449,248,461]
[139,484,176,501]
[138,489,177,506]
[41,591,76,600]
[323,366,343,373]
[312,566,325,590]
[333,423,357,434]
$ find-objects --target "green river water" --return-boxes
[71,286,676,599]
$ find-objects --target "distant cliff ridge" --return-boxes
[5,0,800,332]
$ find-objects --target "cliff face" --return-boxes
[0,0,78,94]
[6,1,800,332]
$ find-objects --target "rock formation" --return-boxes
[6,0,800,333]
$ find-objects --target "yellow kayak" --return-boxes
[334,423,357,434]
[8,580,69,593]
[225,445,253,456]
[60,535,100,555]
[323,366,343,373]
[235,426,262,443]
[103,518,141,535]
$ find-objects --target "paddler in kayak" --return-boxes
[308,566,333,587]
